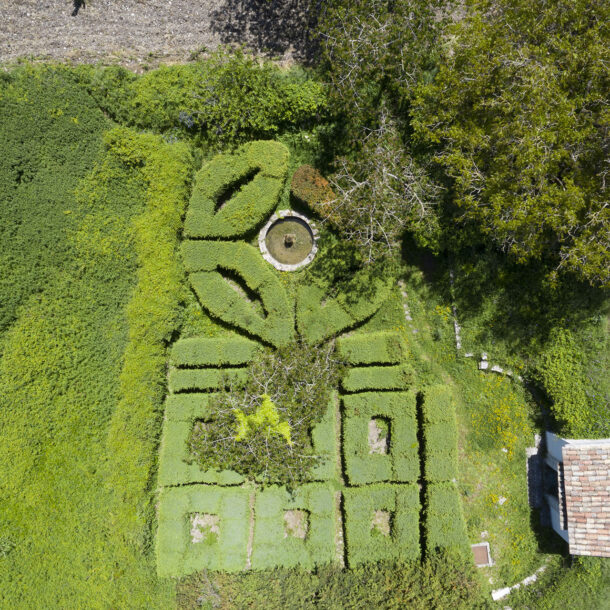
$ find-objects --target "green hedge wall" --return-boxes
[250,484,337,570]
[342,392,419,485]
[184,140,289,239]
[336,331,408,365]
[309,393,338,482]
[425,483,470,556]
[158,391,244,486]
[422,385,458,483]
[168,368,248,393]
[296,278,392,345]
[342,364,413,393]
[182,241,294,347]
[156,485,251,577]
[169,336,260,367]
[343,485,420,567]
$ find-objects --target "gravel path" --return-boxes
[0,0,319,70]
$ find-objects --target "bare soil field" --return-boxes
[0,0,318,70]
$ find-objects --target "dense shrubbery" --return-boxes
[0,65,108,335]
[188,341,342,485]
[0,81,181,605]
[178,551,487,609]
[412,0,610,286]
[103,127,193,561]
[537,327,609,438]
[79,51,327,143]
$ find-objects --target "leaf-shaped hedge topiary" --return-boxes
[184,140,290,238]
[182,240,294,348]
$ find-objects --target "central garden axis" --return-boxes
[156,141,469,576]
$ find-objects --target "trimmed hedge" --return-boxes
[343,485,420,567]
[336,331,408,365]
[342,364,413,393]
[296,278,392,344]
[342,392,419,485]
[169,337,260,367]
[184,140,289,239]
[164,393,219,422]
[422,385,459,483]
[156,485,251,576]
[250,484,337,570]
[182,241,294,348]
[309,393,338,482]
[158,393,244,486]
[168,367,248,393]
[158,419,244,486]
[425,483,470,556]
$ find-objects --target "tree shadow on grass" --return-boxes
[209,0,323,63]
[401,230,607,363]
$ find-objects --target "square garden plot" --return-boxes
[250,483,337,570]
[343,484,420,567]
[158,392,336,487]
[342,391,419,485]
[156,485,251,576]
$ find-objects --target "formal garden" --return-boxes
[0,1,608,608]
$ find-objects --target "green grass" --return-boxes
[0,75,192,605]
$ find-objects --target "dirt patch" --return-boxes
[368,417,390,455]
[0,0,320,70]
[371,509,391,537]
[190,513,220,544]
[284,509,308,539]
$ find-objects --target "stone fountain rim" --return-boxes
[258,209,318,271]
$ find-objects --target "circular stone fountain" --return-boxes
[259,210,318,271]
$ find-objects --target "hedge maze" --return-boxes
[156,142,470,577]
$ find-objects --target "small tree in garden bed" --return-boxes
[188,340,343,485]
[324,110,441,263]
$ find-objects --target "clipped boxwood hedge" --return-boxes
[425,483,470,556]
[341,364,413,393]
[184,140,289,239]
[168,367,249,393]
[169,336,260,367]
[342,392,419,485]
[250,484,337,570]
[296,277,392,345]
[343,484,420,567]
[182,241,294,348]
[336,331,408,365]
[422,385,458,483]
[156,485,251,577]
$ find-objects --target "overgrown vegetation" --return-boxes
[189,341,341,485]
[1,0,609,604]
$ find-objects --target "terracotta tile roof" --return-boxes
[562,444,610,557]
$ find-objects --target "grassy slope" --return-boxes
[0,68,188,608]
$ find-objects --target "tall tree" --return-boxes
[412,0,610,286]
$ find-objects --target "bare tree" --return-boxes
[325,109,442,262]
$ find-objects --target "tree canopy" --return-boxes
[412,0,609,286]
